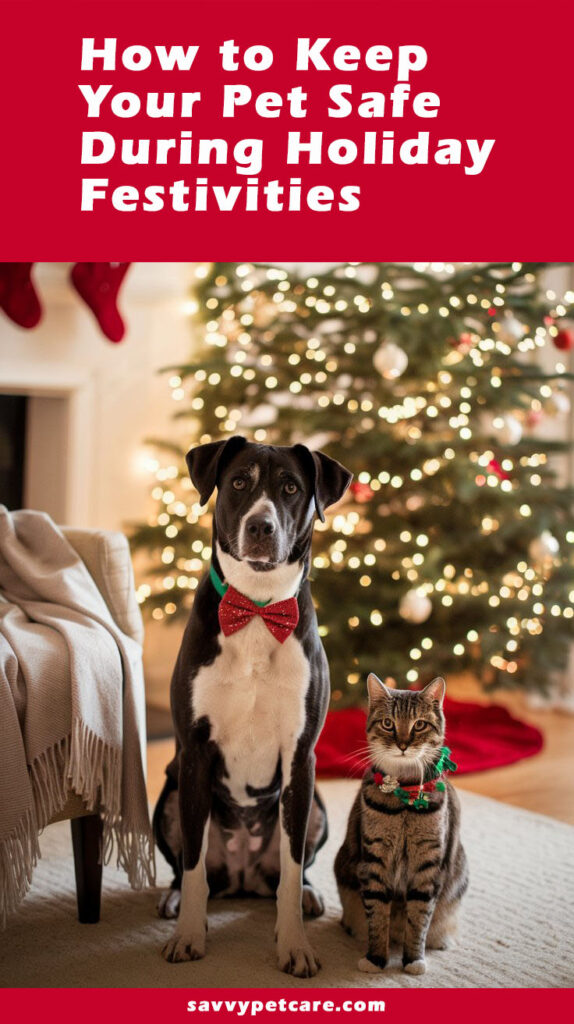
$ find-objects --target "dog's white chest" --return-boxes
[192,618,310,805]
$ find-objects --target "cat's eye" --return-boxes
[414,719,427,731]
[381,717,394,730]
[284,481,298,495]
[232,477,247,490]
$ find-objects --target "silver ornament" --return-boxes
[373,342,408,380]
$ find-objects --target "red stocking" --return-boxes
[70,262,131,342]
[0,263,42,328]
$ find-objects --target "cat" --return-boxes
[334,674,469,975]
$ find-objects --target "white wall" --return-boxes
[0,262,195,530]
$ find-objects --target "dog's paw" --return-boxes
[277,939,320,978]
[358,955,386,974]
[157,888,181,919]
[162,932,206,963]
[403,958,426,976]
[302,884,324,918]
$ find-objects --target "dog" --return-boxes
[154,436,352,976]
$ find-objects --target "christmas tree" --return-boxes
[130,262,574,706]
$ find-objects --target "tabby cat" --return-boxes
[334,674,468,975]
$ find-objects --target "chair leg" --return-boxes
[71,814,103,923]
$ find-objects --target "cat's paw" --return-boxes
[358,955,386,973]
[403,958,426,975]
[302,884,325,917]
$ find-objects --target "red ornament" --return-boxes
[350,481,374,503]
[487,458,510,481]
[553,328,574,351]
[373,772,384,786]
[449,332,473,351]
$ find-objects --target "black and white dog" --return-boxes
[154,436,352,976]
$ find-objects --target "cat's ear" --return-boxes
[367,673,393,703]
[421,676,446,707]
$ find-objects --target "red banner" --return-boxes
[2,0,574,258]
[0,988,572,1022]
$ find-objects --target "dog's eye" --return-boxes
[414,719,427,731]
[232,478,247,491]
[284,481,298,495]
[381,718,394,730]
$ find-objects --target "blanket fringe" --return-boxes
[3,722,155,926]
[69,719,123,821]
[29,736,70,826]
[110,825,156,890]
[69,719,155,888]
[0,806,40,930]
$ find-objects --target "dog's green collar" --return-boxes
[209,564,271,607]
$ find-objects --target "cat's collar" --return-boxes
[371,746,458,810]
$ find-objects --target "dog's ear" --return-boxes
[293,444,353,522]
[186,436,247,505]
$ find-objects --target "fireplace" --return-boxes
[0,375,90,525]
[0,394,28,509]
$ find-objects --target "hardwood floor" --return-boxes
[146,674,574,825]
[446,674,574,825]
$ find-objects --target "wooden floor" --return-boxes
[147,674,574,825]
[445,674,574,824]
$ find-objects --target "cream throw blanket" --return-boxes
[0,507,155,925]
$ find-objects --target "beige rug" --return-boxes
[1,783,573,988]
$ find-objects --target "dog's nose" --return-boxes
[246,515,276,540]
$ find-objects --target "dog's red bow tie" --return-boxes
[218,585,299,644]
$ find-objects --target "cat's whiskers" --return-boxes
[345,743,375,759]
[341,745,374,777]
[350,751,374,765]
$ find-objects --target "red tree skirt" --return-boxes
[315,697,544,778]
